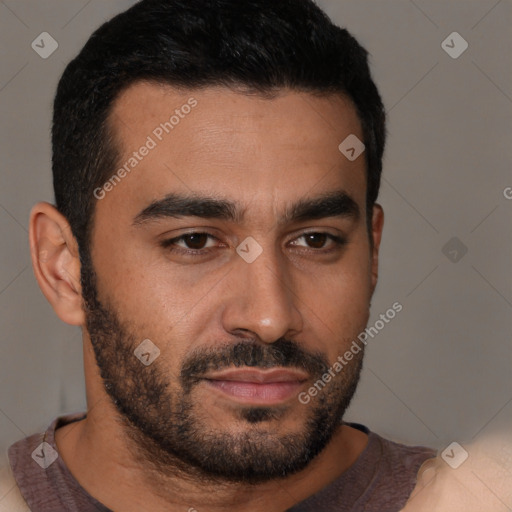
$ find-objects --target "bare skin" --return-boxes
[30,83,384,511]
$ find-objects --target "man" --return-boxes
[3,0,436,510]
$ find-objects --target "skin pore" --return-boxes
[30,83,384,511]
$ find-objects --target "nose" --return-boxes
[221,245,303,344]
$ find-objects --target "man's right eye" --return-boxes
[160,232,221,254]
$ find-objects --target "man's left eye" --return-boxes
[290,233,345,250]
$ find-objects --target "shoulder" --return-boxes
[3,416,70,512]
[374,433,437,471]
[360,432,436,507]
[292,425,437,512]
[0,463,31,512]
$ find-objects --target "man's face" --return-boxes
[83,83,379,483]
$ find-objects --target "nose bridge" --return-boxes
[250,247,288,305]
[223,241,303,342]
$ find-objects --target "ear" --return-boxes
[29,202,84,326]
[370,204,384,293]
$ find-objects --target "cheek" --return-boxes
[93,229,196,319]
[298,244,373,353]
[94,257,223,365]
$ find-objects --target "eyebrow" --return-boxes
[132,190,360,226]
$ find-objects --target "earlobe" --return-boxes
[29,202,85,326]
[370,204,384,292]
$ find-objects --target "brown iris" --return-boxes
[304,233,328,249]
[183,233,209,249]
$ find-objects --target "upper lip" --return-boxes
[203,368,309,383]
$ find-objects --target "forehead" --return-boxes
[99,82,367,222]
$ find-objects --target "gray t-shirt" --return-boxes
[8,413,435,511]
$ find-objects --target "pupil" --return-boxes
[307,233,326,248]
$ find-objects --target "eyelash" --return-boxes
[160,232,347,257]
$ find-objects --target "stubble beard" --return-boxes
[80,253,364,485]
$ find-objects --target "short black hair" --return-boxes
[52,0,386,256]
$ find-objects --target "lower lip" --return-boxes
[205,379,304,404]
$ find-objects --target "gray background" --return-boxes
[1,0,511,473]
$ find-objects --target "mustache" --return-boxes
[180,339,329,390]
